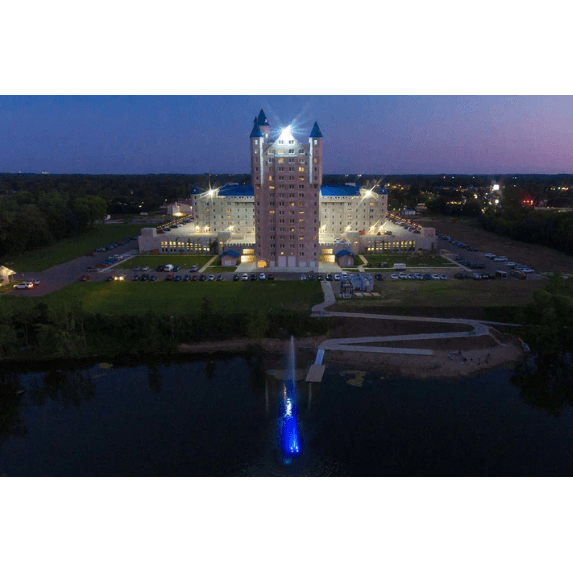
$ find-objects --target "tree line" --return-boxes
[0,297,328,361]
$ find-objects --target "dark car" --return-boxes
[174,275,182,282]
[173,266,181,272]
[183,275,190,282]
[140,274,149,281]
[165,274,174,281]
[374,273,383,281]
[191,275,199,281]
[199,274,206,281]
[423,273,431,280]
[233,274,239,281]
[250,273,257,281]
[156,265,165,272]
[325,273,333,281]
[132,275,139,281]
[216,275,224,281]
[308,274,315,281]
[106,275,114,282]
[149,275,157,281]
[317,275,323,281]
[268,274,275,281]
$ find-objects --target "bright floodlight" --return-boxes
[279,125,292,141]
[493,184,500,191]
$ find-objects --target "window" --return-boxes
[314,140,318,144]
[298,167,304,172]
[289,149,294,154]
[288,139,294,144]
[278,149,284,154]
[278,140,284,144]
[278,158,284,163]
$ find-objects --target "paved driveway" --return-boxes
[4,242,138,297]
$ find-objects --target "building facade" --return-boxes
[250,110,322,268]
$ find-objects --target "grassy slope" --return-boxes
[115,255,214,270]
[2,281,324,316]
[4,224,147,272]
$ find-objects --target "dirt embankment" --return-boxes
[324,337,525,379]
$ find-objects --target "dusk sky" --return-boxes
[1,95,572,175]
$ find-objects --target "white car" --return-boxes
[259,273,266,280]
[14,282,34,289]
[141,266,150,271]
[207,275,215,281]
[523,268,534,274]
[431,274,440,280]
[391,273,399,280]
[506,262,516,267]
[334,274,341,281]
[494,256,508,262]
[440,274,447,280]
[484,253,496,259]
[398,272,407,279]
[241,273,249,281]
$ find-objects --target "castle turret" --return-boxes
[309,122,323,187]
[257,109,270,140]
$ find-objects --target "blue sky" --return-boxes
[1,95,572,175]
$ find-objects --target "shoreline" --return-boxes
[179,334,526,379]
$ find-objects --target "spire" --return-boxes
[257,109,269,126]
[250,117,262,138]
[310,122,323,138]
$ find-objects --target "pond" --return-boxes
[1,351,573,476]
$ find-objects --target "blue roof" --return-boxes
[335,250,353,258]
[250,118,262,138]
[310,122,323,138]
[257,109,269,126]
[377,185,389,195]
[218,184,254,197]
[222,250,240,258]
[320,185,361,197]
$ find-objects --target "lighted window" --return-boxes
[298,167,304,172]
[278,149,284,154]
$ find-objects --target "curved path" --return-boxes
[311,280,515,361]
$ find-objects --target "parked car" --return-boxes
[165,274,174,281]
[183,275,190,282]
[106,275,114,282]
[233,274,239,281]
[241,273,249,281]
[334,274,341,281]
[259,273,266,280]
[149,275,157,281]
[174,275,182,282]
[78,275,90,282]
[440,274,447,280]
[191,275,198,281]
[268,274,275,281]
[199,274,207,281]
[132,275,139,281]
[250,273,257,281]
[374,274,383,281]
[216,275,224,281]
[431,274,440,280]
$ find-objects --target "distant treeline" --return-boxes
[480,209,573,256]
[0,298,328,361]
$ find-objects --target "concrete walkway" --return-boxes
[199,255,219,273]
[308,280,513,361]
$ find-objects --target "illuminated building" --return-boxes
[250,110,322,268]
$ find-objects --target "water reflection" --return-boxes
[29,369,95,408]
[279,337,301,462]
[147,365,163,394]
[0,372,28,446]
[511,352,573,416]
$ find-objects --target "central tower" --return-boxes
[250,109,323,268]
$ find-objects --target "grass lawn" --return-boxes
[361,253,457,268]
[4,224,147,272]
[204,266,238,273]
[338,278,541,309]
[115,255,214,270]
[2,281,324,316]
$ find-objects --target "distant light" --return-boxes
[493,184,500,191]
[279,125,292,141]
